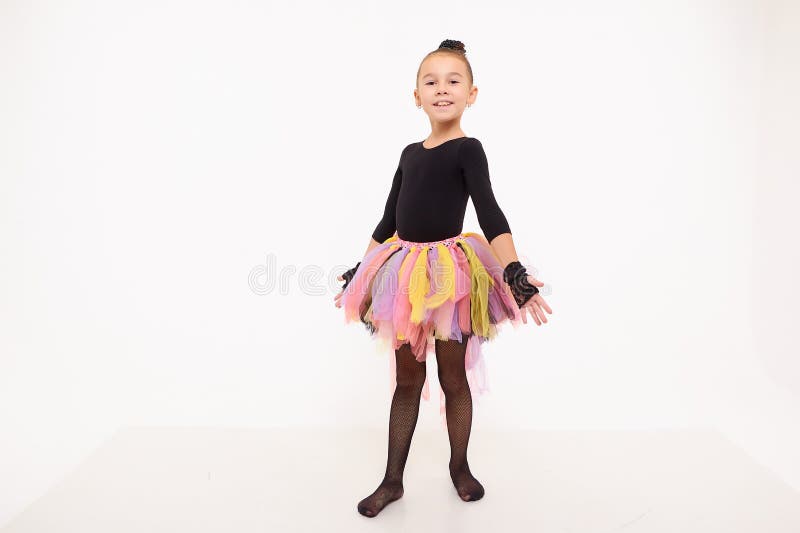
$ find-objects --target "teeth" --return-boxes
[435,102,452,106]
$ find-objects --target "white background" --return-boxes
[1,0,798,527]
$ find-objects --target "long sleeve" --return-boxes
[459,138,511,243]
[371,154,403,243]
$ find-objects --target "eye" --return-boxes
[425,81,434,85]
[450,80,459,84]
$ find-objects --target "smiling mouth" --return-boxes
[433,102,453,107]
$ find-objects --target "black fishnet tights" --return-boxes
[357,342,423,517]
[357,335,484,518]
[435,334,485,503]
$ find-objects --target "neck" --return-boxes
[427,120,465,141]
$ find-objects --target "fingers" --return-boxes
[521,305,534,325]
[535,294,553,315]
[334,290,343,308]
[533,302,546,324]
[526,304,541,325]
[519,300,548,326]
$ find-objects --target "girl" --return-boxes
[334,39,553,518]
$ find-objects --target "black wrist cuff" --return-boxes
[341,261,361,290]
[503,261,526,285]
[503,260,539,307]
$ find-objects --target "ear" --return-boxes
[468,85,478,104]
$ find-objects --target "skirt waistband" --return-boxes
[395,232,464,249]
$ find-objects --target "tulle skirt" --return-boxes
[340,231,522,428]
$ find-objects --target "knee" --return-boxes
[437,371,468,395]
[396,367,427,391]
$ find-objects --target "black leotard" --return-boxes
[371,136,512,244]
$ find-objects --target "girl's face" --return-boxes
[415,54,477,123]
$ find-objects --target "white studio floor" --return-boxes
[3,427,800,532]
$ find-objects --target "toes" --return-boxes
[453,474,484,502]
[357,504,376,517]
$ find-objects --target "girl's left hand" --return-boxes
[519,275,552,326]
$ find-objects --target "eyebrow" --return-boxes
[421,71,463,78]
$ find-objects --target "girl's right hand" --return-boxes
[334,261,361,308]
[334,275,345,308]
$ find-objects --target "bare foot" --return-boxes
[357,480,404,517]
[449,465,485,501]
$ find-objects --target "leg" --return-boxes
[357,342,426,517]
[435,334,485,502]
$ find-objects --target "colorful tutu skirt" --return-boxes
[340,231,522,428]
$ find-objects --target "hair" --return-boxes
[416,39,474,87]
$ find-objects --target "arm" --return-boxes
[336,150,403,302]
[487,232,519,270]
[363,233,394,257]
[459,139,551,321]
[459,138,518,267]
[365,150,403,257]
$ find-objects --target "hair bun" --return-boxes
[439,39,466,53]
